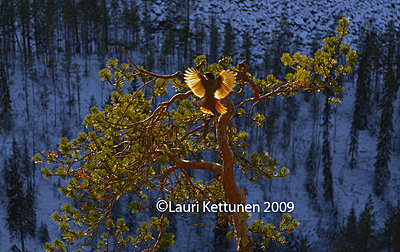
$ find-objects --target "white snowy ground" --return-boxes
[1,0,400,250]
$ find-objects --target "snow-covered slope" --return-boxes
[0,0,399,251]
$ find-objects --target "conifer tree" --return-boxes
[241,31,252,66]
[352,32,372,131]
[214,216,231,251]
[322,95,333,206]
[281,96,299,149]
[373,58,394,196]
[4,138,36,252]
[304,141,317,199]
[348,121,358,169]
[122,0,139,50]
[0,62,12,132]
[24,184,37,239]
[348,30,377,168]
[209,16,219,63]
[223,21,234,58]
[264,105,278,153]
[0,0,17,64]
[383,202,400,250]
[38,222,50,245]
[335,206,357,251]
[345,206,357,250]
[35,18,356,252]
[193,18,205,56]
[356,195,375,251]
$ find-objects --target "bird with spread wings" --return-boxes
[184,68,236,115]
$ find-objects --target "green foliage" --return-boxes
[249,214,299,249]
[252,113,265,128]
[262,17,356,101]
[36,18,356,251]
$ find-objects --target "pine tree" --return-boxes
[0,62,12,132]
[209,16,219,63]
[264,105,278,153]
[18,0,31,61]
[335,206,357,251]
[348,30,375,169]
[193,18,205,56]
[348,121,358,169]
[373,59,394,196]
[4,138,35,252]
[223,21,234,57]
[38,222,50,245]
[214,216,230,251]
[352,32,372,131]
[304,141,317,199]
[322,95,333,206]
[122,0,139,50]
[22,137,33,185]
[383,202,400,250]
[36,19,356,251]
[0,0,17,64]
[281,96,299,149]
[24,184,37,239]
[345,206,357,250]
[241,31,252,65]
[356,195,375,251]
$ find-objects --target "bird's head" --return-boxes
[204,72,215,80]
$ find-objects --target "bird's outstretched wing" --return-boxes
[184,68,206,98]
[215,70,236,99]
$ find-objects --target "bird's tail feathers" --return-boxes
[201,97,215,115]
[214,98,227,114]
[200,107,213,114]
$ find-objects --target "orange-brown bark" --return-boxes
[217,97,253,252]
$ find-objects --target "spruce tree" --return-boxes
[223,21,234,57]
[209,16,219,63]
[335,206,357,251]
[356,195,375,251]
[0,62,12,132]
[193,18,205,56]
[304,141,317,199]
[373,60,394,196]
[348,121,358,169]
[122,0,139,50]
[4,138,35,252]
[214,216,230,251]
[38,222,50,245]
[24,184,37,239]
[264,105,278,153]
[322,95,333,206]
[242,31,252,66]
[383,202,400,250]
[281,96,299,149]
[348,31,373,168]
[345,206,357,250]
[352,33,372,131]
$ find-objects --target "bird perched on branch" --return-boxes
[184,68,236,115]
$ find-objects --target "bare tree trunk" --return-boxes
[217,98,253,252]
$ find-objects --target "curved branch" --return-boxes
[217,98,253,252]
[123,47,184,79]
[166,159,222,177]
[126,91,193,128]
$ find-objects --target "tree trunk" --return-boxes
[19,223,25,252]
[217,98,253,252]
